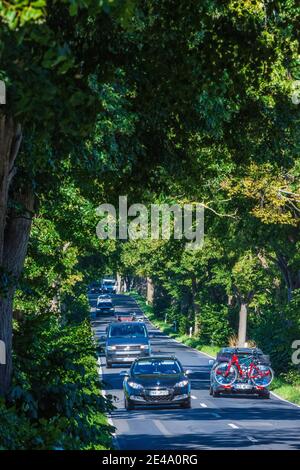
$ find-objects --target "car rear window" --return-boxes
[133,360,182,375]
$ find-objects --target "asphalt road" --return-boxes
[89,294,300,450]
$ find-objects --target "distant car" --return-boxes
[209,347,271,398]
[123,356,192,410]
[90,286,101,294]
[97,294,111,302]
[101,278,117,294]
[96,299,115,315]
[114,312,136,322]
[105,321,151,368]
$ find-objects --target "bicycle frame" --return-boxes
[224,351,270,381]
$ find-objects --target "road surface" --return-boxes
[89,294,300,450]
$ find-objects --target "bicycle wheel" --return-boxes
[214,362,238,386]
[249,365,274,387]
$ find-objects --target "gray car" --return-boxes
[105,322,151,368]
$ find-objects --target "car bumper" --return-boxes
[106,351,150,363]
[212,382,269,394]
[128,392,190,405]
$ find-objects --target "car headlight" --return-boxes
[175,380,189,388]
[127,381,144,390]
[106,346,116,351]
[140,345,149,350]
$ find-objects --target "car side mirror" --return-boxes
[208,359,215,366]
[119,371,129,376]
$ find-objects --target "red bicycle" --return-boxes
[213,348,274,387]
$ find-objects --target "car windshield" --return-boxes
[103,281,115,286]
[132,360,182,375]
[109,324,147,338]
[99,302,112,307]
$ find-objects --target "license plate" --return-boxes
[149,390,169,396]
[235,384,252,390]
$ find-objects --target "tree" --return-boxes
[0,0,136,394]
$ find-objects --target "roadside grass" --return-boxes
[269,377,300,406]
[129,290,300,406]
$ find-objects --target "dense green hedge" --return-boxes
[0,294,113,450]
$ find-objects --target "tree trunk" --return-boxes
[0,115,35,395]
[238,302,248,347]
[146,277,154,305]
[116,273,121,294]
[191,276,201,336]
[0,116,22,260]
[0,185,34,395]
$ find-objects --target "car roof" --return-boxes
[219,347,263,354]
[109,321,146,326]
[116,312,134,314]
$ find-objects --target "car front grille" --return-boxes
[145,395,172,402]
[115,345,141,351]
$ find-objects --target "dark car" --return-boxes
[105,322,151,367]
[209,347,272,398]
[96,299,115,315]
[122,356,192,410]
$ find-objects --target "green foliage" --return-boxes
[0,309,113,450]
[1,0,300,442]
[198,304,234,347]
[250,292,300,372]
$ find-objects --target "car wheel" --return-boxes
[106,361,112,368]
[125,397,134,410]
[212,389,220,397]
[209,386,213,395]
[181,399,191,409]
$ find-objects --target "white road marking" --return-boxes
[200,403,208,408]
[247,435,258,443]
[228,423,239,429]
[153,419,173,436]
[270,391,300,409]
[191,395,197,399]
